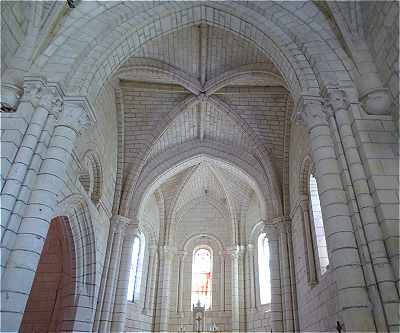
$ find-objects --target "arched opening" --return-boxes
[309,174,329,275]
[191,247,213,310]
[20,216,76,333]
[258,232,271,305]
[127,233,145,303]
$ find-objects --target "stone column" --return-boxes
[92,222,116,331]
[176,251,185,313]
[293,96,376,331]
[275,217,294,332]
[0,100,93,332]
[220,251,226,312]
[1,83,61,266]
[143,245,156,314]
[286,217,299,332]
[157,245,175,332]
[96,215,131,332]
[298,198,318,286]
[246,244,256,310]
[111,223,138,332]
[264,223,283,332]
[229,246,240,332]
[325,88,399,331]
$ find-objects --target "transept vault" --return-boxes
[1,1,399,332]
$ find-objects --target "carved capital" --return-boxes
[224,246,244,259]
[111,215,131,233]
[160,245,176,261]
[292,96,328,131]
[58,101,93,133]
[323,88,351,113]
[271,216,291,234]
[37,87,63,115]
[263,223,278,239]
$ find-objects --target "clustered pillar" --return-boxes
[325,88,399,331]
[94,215,140,333]
[0,81,93,332]
[111,223,138,332]
[293,96,376,331]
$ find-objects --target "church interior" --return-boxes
[1,1,399,332]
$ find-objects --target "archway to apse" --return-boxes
[20,216,76,333]
[130,144,277,225]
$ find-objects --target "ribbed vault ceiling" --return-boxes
[120,21,291,228]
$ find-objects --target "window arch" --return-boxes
[191,247,212,310]
[258,233,271,304]
[127,233,145,302]
[309,174,329,275]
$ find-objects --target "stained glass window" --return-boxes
[191,248,212,310]
[127,234,145,302]
[309,174,329,275]
[258,233,271,304]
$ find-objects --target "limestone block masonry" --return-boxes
[1,1,398,332]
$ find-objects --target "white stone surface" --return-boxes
[1,1,398,332]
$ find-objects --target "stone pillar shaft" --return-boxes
[92,226,116,332]
[156,245,174,332]
[230,248,240,331]
[299,199,317,286]
[176,252,185,313]
[277,219,294,332]
[111,223,137,332]
[143,246,156,313]
[1,85,60,248]
[326,89,399,331]
[293,97,375,331]
[1,108,56,269]
[247,245,256,310]
[98,216,130,332]
[264,225,283,332]
[0,100,92,332]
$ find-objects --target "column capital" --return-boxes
[224,245,244,258]
[58,100,94,134]
[160,245,176,260]
[271,216,292,234]
[263,223,279,240]
[322,87,351,113]
[110,215,131,233]
[292,95,329,131]
[36,87,63,116]
[247,243,255,252]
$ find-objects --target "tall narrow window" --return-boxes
[258,233,271,304]
[309,174,329,274]
[127,234,145,302]
[191,248,212,309]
